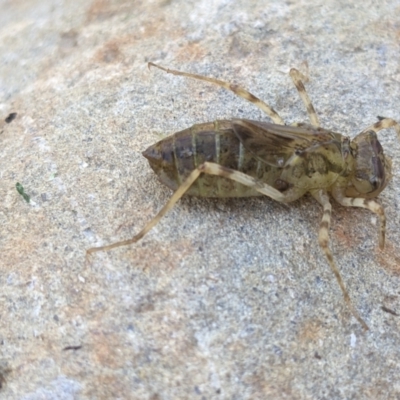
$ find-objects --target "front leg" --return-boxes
[362,117,400,139]
[331,186,386,249]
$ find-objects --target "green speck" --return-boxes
[16,182,30,203]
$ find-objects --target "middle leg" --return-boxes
[289,68,320,127]
[311,188,369,330]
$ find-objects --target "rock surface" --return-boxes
[1,0,400,398]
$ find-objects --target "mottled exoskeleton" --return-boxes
[88,63,400,330]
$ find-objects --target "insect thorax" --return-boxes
[279,139,347,191]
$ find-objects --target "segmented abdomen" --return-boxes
[143,120,281,197]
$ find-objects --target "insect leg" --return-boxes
[331,188,386,249]
[87,162,304,255]
[289,68,320,127]
[311,189,369,330]
[87,165,204,254]
[361,117,400,140]
[148,62,285,125]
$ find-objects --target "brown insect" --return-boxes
[88,63,400,330]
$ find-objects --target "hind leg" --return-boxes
[87,162,304,254]
[148,62,285,125]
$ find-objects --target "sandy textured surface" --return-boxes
[1,0,400,398]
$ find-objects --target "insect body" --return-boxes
[88,63,400,330]
[144,120,364,199]
[143,119,284,198]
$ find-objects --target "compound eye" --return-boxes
[350,130,388,195]
[369,176,378,186]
